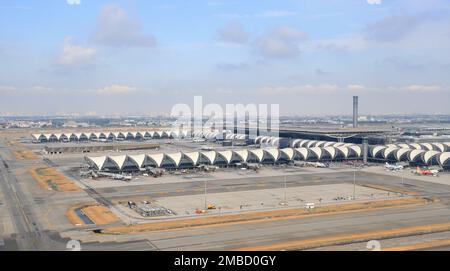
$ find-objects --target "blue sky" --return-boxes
[1,0,450,116]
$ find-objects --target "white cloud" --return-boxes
[67,0,81,5]
[216,10,298,19]
[256,10,298,18]
[97,84,136,94]
[91,4,156,47]
[390,84,442,92]
[255,26,307,58]
[347,84,366,91]
[261,84,340,94]
[32,86,52,91]
[0,86,16,92]
[217,21,249,44]
[366,0,381,4]
[57,37,96,68]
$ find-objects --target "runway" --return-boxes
[82,203,450,251]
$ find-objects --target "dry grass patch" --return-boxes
[66,204,119,225]
[29,167,81,192]
[13,150,38,160]
[82,205,119,225]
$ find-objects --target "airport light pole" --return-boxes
[204,180,207,210]
[353,168,356,200]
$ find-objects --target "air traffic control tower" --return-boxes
[353,96,358,128]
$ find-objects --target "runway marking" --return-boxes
[384,239,450,251]
[100,197,431,235]
[234,222,450,251]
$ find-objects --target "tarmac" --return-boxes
[1,133,450,251]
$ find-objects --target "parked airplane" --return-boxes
[415,167,439,177]
[200,145,214,151]
[385,162,404,171]
[304,162,329,168]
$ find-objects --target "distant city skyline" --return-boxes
[1,0,450,115]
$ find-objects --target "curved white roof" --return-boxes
[218,151,233,163]
[423,151,440,164]
[421,143,434,151]
[307,141,318,148]
[409,149,426,161]
[395,148,410,161]
[397,143,411,149]
[383,147,399,159]
[271,138,280,147]
[410,143,422,150]
[129,154,146,167]
[336,146,349,158]
[254,136,264,144]
[233,150,249,162]
[147,153,164,167]
[432,143,445,152]
[249,149,265,162]
[316,141,327,147]
[86,156,107,170]
[295,148,309,160]
[349,145,362,157]
[260,136,271,144]
[372,146,386,157]
[309,147,322,159]
[280,148,294,160]
[265,148,280,160]
[201,151,217,164]
[333,142,346,148]
[291,139,301,148]
[166,152,183,166]
[184,152,200,165]
[323,142,335,147]
[323,146,336,159]
[109,155,127,169]
[438,152,450,165]
[299,140,309,147]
